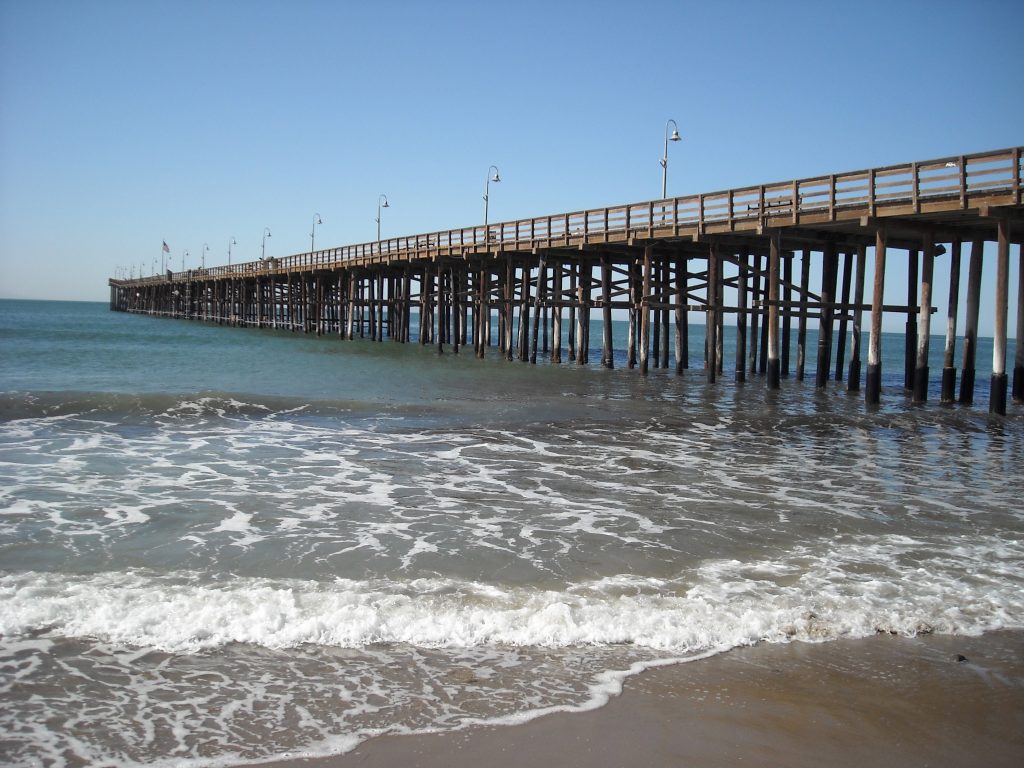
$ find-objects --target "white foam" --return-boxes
[2,536,1022,654]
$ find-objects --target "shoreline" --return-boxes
[266,630,1024,768]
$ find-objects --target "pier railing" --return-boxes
[122,146,1021,287]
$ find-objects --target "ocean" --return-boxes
[1,298,1022,767]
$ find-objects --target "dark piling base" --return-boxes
[866,364,882,405]
[990,373,1008,415]
[1014,366,1024,403]
[847,359,861,392]
[913,366,929,403]
[941,367,957,404]
[959,367,976,405]
[767,359,780,390]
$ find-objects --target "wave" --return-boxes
[0,389,390,424]
[4,537,1022,654]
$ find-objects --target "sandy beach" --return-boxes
[269,630,1024,768]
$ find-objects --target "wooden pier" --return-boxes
[110,147,1024,414]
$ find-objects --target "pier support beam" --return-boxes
[991,219,1010,415]
[866,229,887,405]
[959,239,984,404]
[767,231,781,389]
[640,247,652,374]
[782,252,792,376]
[847,245,866,391]
[941,240,962,403]
[1015,244,1024,403]
[707,243,719,384]
[627,257,638,369]
[601,258,614,368]
[913,236,935,403]
[736,252,748,383]
[675,256,687,373]
[816,243,837,388]
[905,250,919,390]
[552,261,563,364]
[835,251,853,381]
[662,256,672,371]
[749,252,760,375]
[796,249,810,381]
[532,259,546,364]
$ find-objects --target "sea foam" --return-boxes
[3,534,1022,654]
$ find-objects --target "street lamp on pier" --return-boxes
[228,237,237,266]
[483,165,500,243]
[376,194,389,242]
[201,243,209,269]
[262,227,272,262]
[182,249,189,272]
[311,214,322,254]
[661,119,681,199]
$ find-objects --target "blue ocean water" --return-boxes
[0,299,1021,767]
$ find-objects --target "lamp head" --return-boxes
[669,128,681,142]
[492,171,501,183]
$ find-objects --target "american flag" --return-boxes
[162,241,170,253]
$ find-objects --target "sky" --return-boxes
[0,0,1021,335]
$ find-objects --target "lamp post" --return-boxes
[228,237,237,266]
[201,243,209,269]
[262,227,272,261]
[660,119,681,199]
[376,194,389,242]
[182,249,189,272]
[483,165,500,242]
[310,214,322,253]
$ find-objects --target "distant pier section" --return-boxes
[110,147,1024,413]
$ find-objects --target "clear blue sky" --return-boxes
[1,0,1020,334]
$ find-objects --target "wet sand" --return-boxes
[268,630,1024,768]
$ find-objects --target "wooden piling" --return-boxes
[782,252,792,376]
[749,252,760,374]
[913,236,935,403]
[866,229,887,405]
[835,251,853,381]
[1014,244,1024,403]
[905,250,919,390]
[552,260,563,364]
[675,256,687,373]
[715,256,724,377]
[796,249,810,381]
[736,252,748,383]
[767,232,781,389]
[436,263,445,353]
[847,245,866,392]
[958,238,984,404]
[627,257,638,369]
[816,244,836,388]
[990,219,1010,414]
[518,264,530,362]
[707,243,719,384]
[640,247,652,374]
[652,260,661,368]
[661,256,671,370]
[576,267,590,366]
[601,258,614,368]
[531,259,545,364]
[567,262,577,362]
[941,240,962,403]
